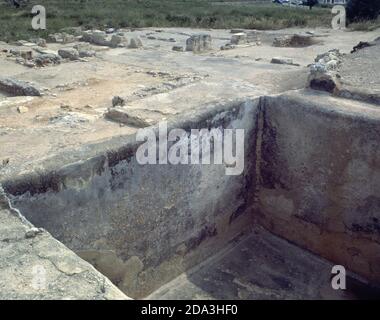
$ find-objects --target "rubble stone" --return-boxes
[172,46,184,52]
[273,34,319,48]
[81,30,128,48]
[30,38,47,47]
[105,108,159,128]
[106,28,116,34]
[231,33,247,45]
[308,49,344,93]
[47,32,75,44]
[112,96,126,107]
[129,37,143,49]
[220,43,236,50]
[186,34,212,53]
[79,49,96,58]
[271,57,300,66]
[0,77,41,96]
[10,49,33,60]
[35,53,61,66]
[58,48,80,60]
[15,40,36,47]
[17,106,29,113]
[110,35,125,48]
[81,30,108,46]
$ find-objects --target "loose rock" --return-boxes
[1,158,10,168]
[308,49,344,93]
[110,34,126,48]
[172,46,184,52]
[15,40,36,47]
[105,108,159,128]
[0,77,41,96]
[79,49,96,58]
[271,57,300,66]
[106,28,116,34]
[81,30,128,48]
[73,43,96,57]
[273,34,319,48]
[25,227,44,239]
[35,53,61,66]
[58,48,80,60]
[48,32,75,44]
[30,38,47,47]
[112,96,126,107]
[186,34,212,53]
[129,37,143,49]
[220,43,236,51]
[81,30,108,46]
[17,106,29,113]
[231,33,247,45]
[9,49,33,60]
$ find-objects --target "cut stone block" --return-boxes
[105,107,165,127]
[271,57,300,66]
[231,33,247,45]
[186,34,212,53]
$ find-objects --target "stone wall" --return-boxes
[0,188,128,300]
[2,98,260,298]
[2,90,380,298]
[257,92,380,285]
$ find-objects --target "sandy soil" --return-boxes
[0,27,379,175]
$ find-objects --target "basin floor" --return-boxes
[147,226,365,300]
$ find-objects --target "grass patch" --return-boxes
[0,0,332,42]
[348,17,380,31]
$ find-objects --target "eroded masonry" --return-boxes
[0,27,379,299]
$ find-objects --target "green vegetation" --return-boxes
[0,0,332,42]
[346,0,380,31]
[348,17,380,31]
[346,0,380,22]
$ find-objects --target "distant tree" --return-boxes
[4,0,29,8]
[305,0,319,10]
[346,0,380,22]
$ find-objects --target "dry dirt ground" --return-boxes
[0,27,379,177]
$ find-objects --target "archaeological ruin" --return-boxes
[0,24,379,300]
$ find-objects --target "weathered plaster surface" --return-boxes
[258,91,380,285]
[0,191,128,300]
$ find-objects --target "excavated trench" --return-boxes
[2,92,380,299]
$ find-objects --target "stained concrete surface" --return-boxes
[147,226,372,300]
